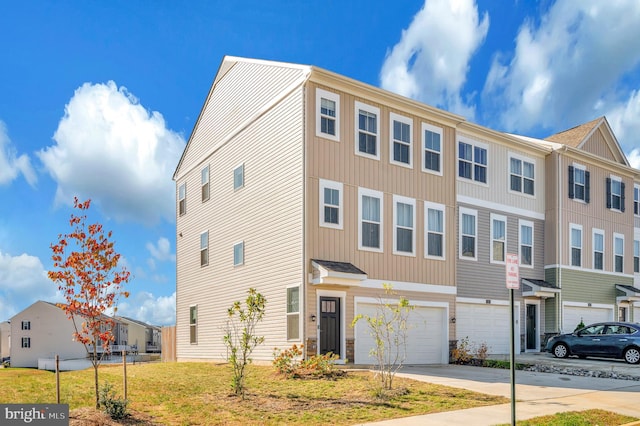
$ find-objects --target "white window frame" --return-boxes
[354,101,380,160]
[519,219,534,268]
[389,112,413,168]
[319,179,343,229]
[634,184,640,216]
[286,285,301,341]
[614,233,624,273]
[457,136,488,184]
[508,153,535,197]
[189,305,197,344]
[200,231,209,267]
[393,195,416,256]
[233,241,244,266]
[570,223,583,268]
[201,165,210,202]
[178,182,186,216]
[422,122,443,175]
[608,174,623,212]
[571,163,587,202]
[490,213,507,264]
[459,207,477,261]
[22,337,30,348]
[593,228,605,271]
[358,187,384,252]
[424,201,445,260]
[233,163,244,191]
[634,239,640,274]
[316,88,340,142]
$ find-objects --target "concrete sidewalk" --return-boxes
[359,363,640,425]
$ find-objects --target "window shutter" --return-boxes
[585,171,590,203]
[621,182,626,212]
[606,178,612,209]
[568,166,574,199]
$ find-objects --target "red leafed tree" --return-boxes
[48,197,130,408]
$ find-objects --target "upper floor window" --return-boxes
[634,239,640,273]
[316,88,340,141]
[178,183,186,216]
[458,139,487,183]
[286,286,300,340]
[234,241,244,266]
[634,185,640,216]
[234,164,244,191]
[200,231,209,267]
[491,214,506,264]
[509,155,534,195]
[21,320,31,330]
[393,195,415,256]
[319,179,343,229]
[358,187,383,252]
[606,176,625,212]
[519,220,534,267]
[425,201,445,259]
[593,229,604,270]
[355,102,380,159]
[390,113,412,167]
[22,337,30,348]
[189,305,197,344]
[614,233,624,273]
[459,208,477,260]
[201,165,210,202]
[570,224,582,267]
[422,123,442,174]
[568,164,590,202]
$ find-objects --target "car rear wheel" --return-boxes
[623,347,640,364]
[553,342,569,358]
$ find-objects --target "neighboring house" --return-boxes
[117,316,162,353]
[9,301,86,368]
[0,320,10,360]
[174,56,640,363]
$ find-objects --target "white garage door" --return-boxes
[634,307,640,324]
[563,305,613,332]
[354,303,446,365]
[456,303,520,355]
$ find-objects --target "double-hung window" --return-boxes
[22,320,31,330]
[459,208,477,260]
[390,113,412,167]
[234,164,244,191]
[358,187,383,251]
[286,286,300,340]
[606,176,625,212]
[425,201,445,259]
[491,214,506,263]
[570,224,582,267]
[458,138,487,183]
[509,155,534,195]
[593,229,604,270]
[316,88,340,141]
[568,164,589,202]
[200,231,209,267]
[634,185,640,216]
[634,239,640,273]
[319,179,343,229]
[614,233,624,273]
[189,305,197,344]
[22,337,30,348]
[519,220,534,267]
[178,183,186,216]
[355,102,380,159]
[393,195,415,256]
[233,241,244,266]
[422,123,442,174]
[201,165,210,202]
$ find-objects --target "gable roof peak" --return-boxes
[544,116,604,147]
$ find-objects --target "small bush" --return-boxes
[273,345,344,379]
[574,319,585,332]
[451,337,473,364]
[272,344,304,376]
[98,381,128,420]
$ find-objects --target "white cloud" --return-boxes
[483,0,640,135]
[117,291,176,326]
[0,120,37,186]
[380,0,489,119]
[38,81,186,225]
[627,149,640,170]
[606,90,640,155]
[146,237,176,262]
[0,250,61,321]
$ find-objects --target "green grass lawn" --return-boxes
[499,409,638,425]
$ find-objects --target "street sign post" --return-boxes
[506,253,519,426]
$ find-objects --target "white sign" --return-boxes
[506,253,519,289]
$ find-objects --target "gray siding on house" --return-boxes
[557,268,633,305]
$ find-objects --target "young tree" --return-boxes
[223,288,266,399]
[351,284,414,394]
[48,197,130,408]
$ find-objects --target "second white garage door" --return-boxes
[354,303,447,365]
[456,302,520,355]
[562,305,613,332]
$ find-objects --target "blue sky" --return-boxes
[2,0,640,326]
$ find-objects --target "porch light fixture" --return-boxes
[310,314,316,322]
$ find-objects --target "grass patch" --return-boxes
[1,362,508,425]
[497,408,638,425]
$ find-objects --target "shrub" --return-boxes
[273,345,343,379]
[272,344,304,376]
[451,337,473,364]
[98,381,128,420]
[574,319,586,332]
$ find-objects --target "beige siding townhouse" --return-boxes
[0,320,10,360]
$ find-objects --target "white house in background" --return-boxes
[1,320,10,360]
[116,317,162,353]
[10,301,86,368]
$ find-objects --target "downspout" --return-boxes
[557,148,567,333]
[301,84,307,359]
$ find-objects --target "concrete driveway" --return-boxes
[360,353,640,425]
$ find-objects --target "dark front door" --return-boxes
[319,297,341,357]
[526,304,537,350]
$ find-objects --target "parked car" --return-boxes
[545,322,640,364]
